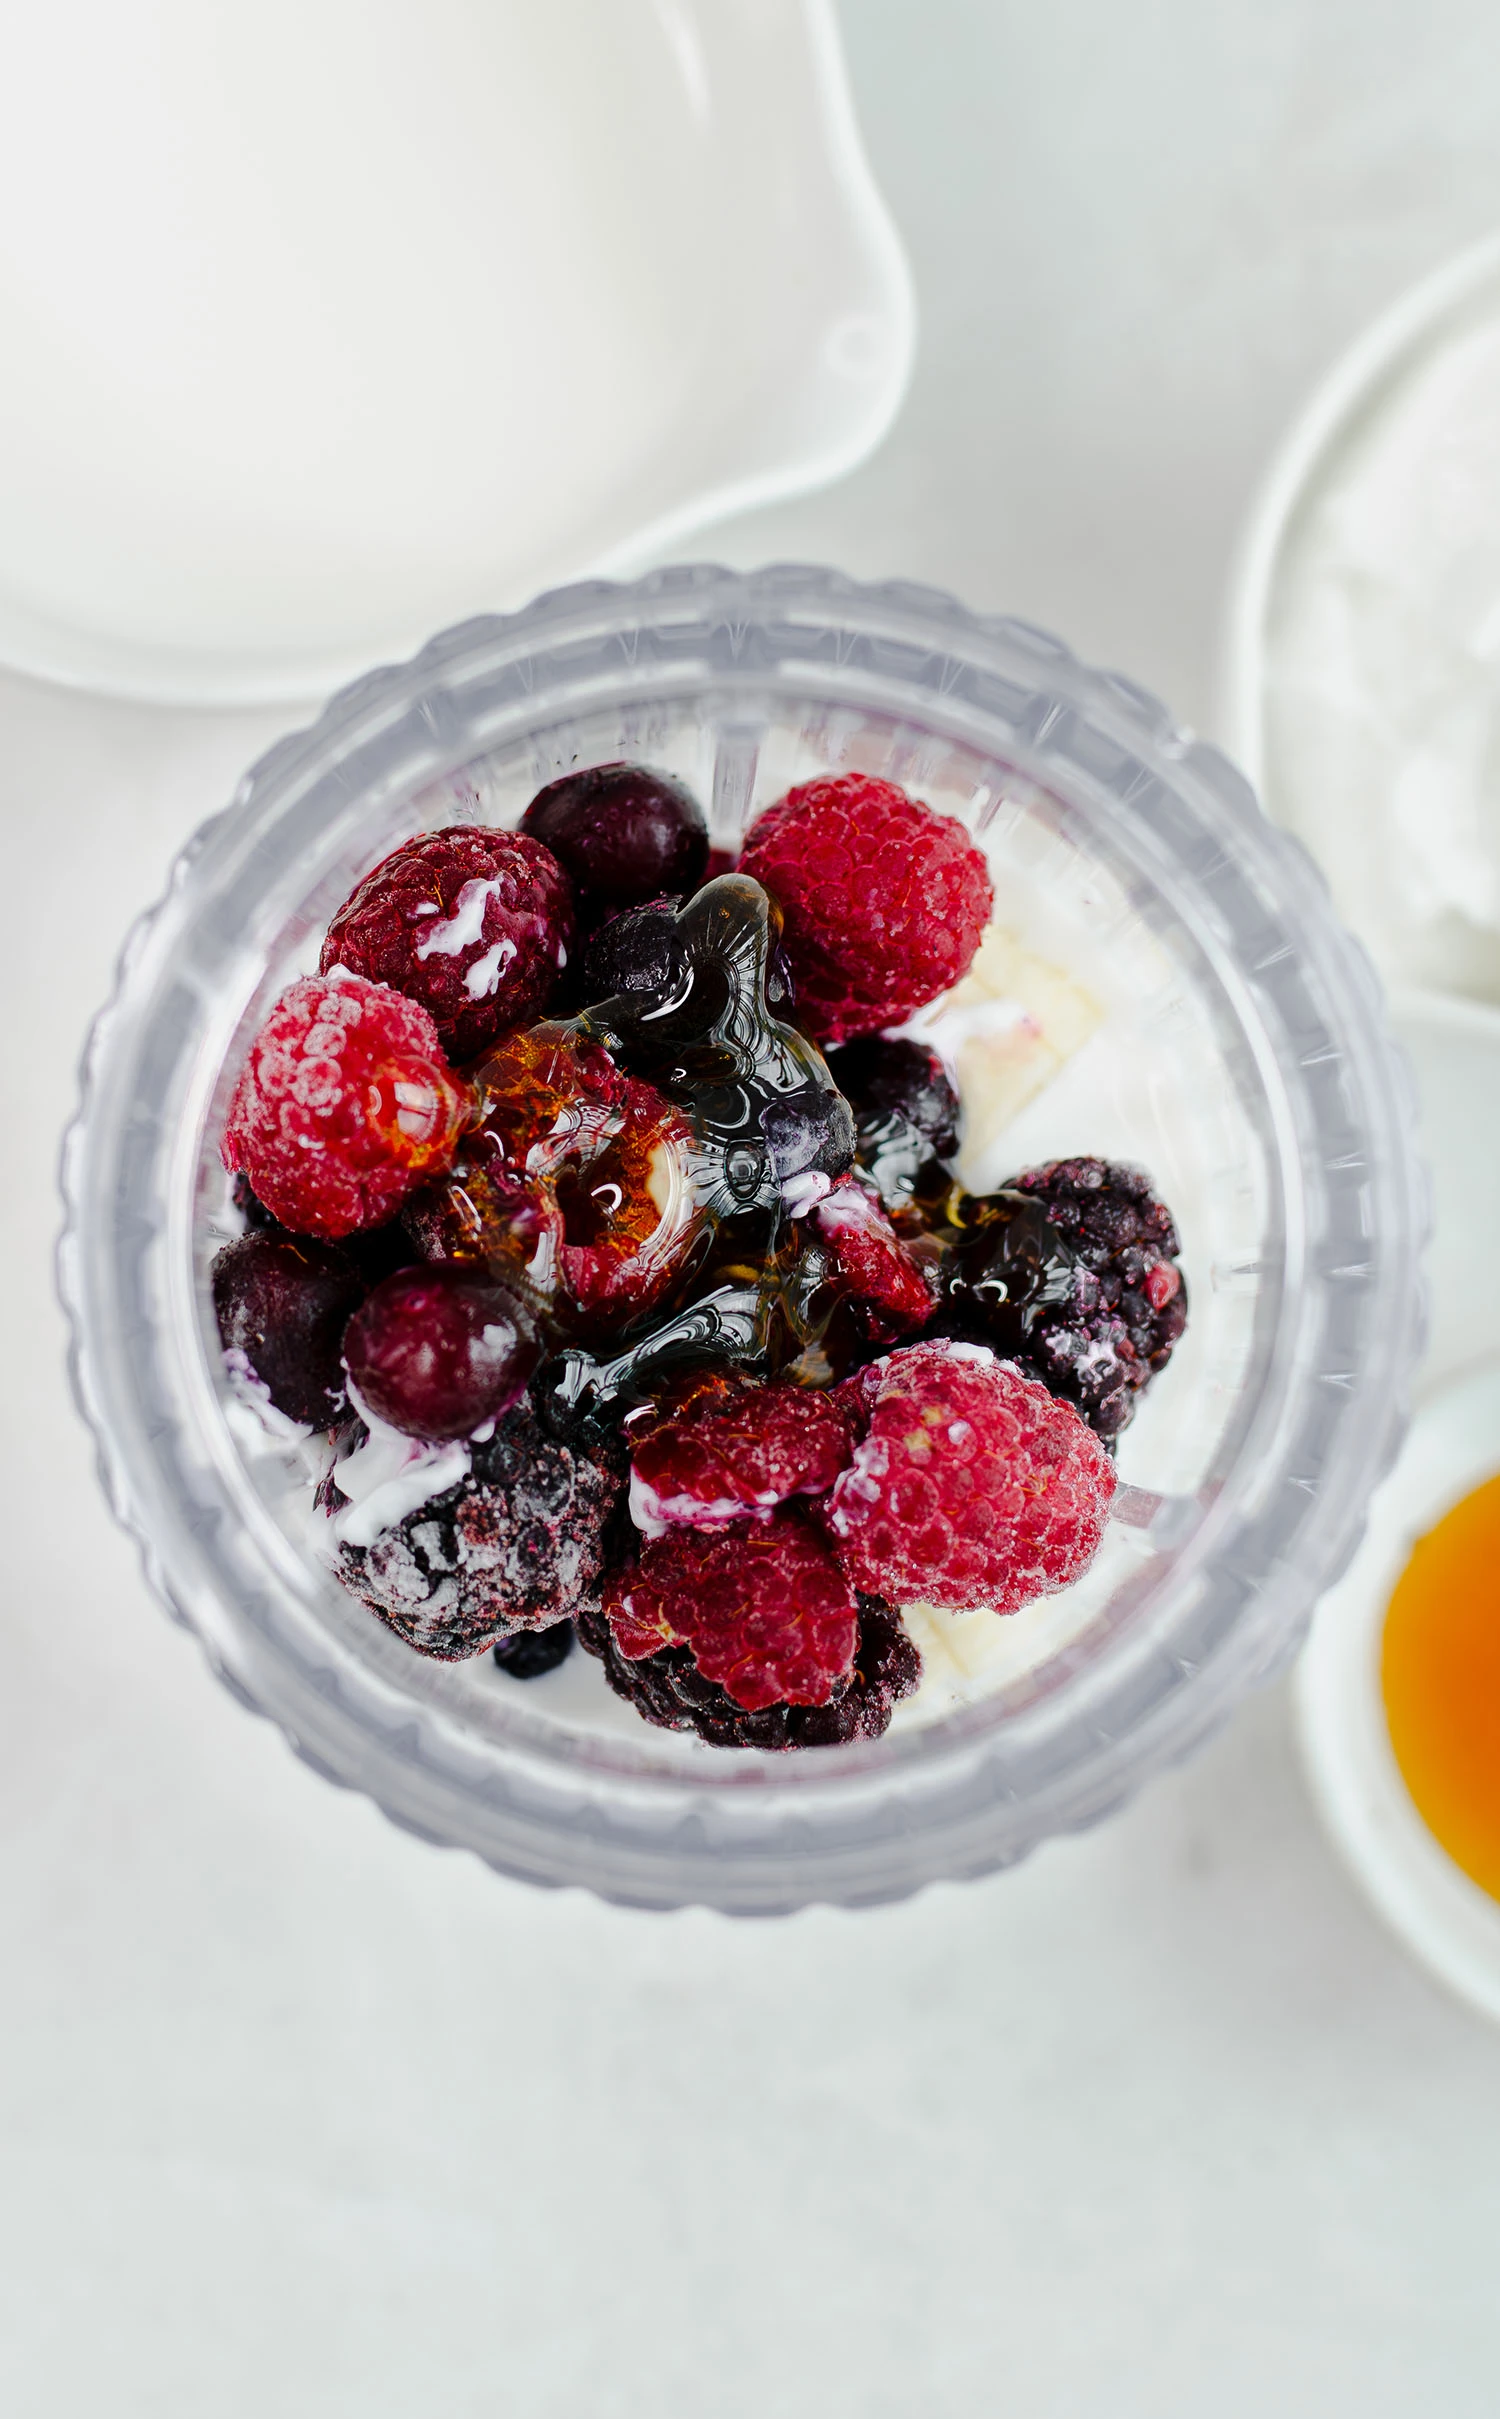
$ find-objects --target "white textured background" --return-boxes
[5,4,1500,2412]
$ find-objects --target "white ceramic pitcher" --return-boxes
[0,0,912,701]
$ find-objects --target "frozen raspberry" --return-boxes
[223,974,467,1240]
[828,1036,960,1209]
[812,1181,935,1345]
[602,1513,860,1711]
[326,1394,624,1658]
[403,1022,700,1329]
[212,1229,365,1426]
[492,1621,575,1678]
[824,1339,1115,1615]
[625,1371,855,1535]
[577,1590,918,1749]
[738,774,993,1043]
[1006,1158,1187,1436]
[320,826,575,1063]
[521,763,708,921]
[342,1264,539,1441]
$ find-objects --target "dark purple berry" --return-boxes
[231,1171,281,1231]
[492,1621,575,1678]
[827,1036,960,1208]
[521,762,708,920]
[338,1220,421,1289]
[325,1394,625,1658]
[1003,1157,1187,1436]
[213,1228,365,1426]
[937,1190,1080,1363]
[342,1264,540,1441]
[579,897,690,1004]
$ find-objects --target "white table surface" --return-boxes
[6,5,1500,2412]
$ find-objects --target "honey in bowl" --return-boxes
[1381,1472,1500,1901]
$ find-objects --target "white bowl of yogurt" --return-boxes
[1222,227,1500,1005]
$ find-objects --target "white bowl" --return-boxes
[0,0,912,704]
[1297,1361,1500,2025]
[1220,228,1500,1001]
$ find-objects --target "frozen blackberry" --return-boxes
[326,1393,625,1659]
[492,1622,575,1679]
[576,1591,918,1750]
[1006,1157,1187,1437]
[827,1036,960,1209]
[213,1228,365,1426]
[521,763,709,921]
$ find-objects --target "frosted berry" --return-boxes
[829,1036,960,1208]
[579,897,688,1004]
[577,1589,918,1749]
[582,891,797,1016]
[404,1022,700,1329]
[222,974,467,1240]
[824,1339,1115,1615]
[327,1394,624,1658]
[492,1622,575,1678]
[602,1512,860,1711]
[1006,1157,1186,1436]
[213,1229,365,1426]
[738,774,993,1043]
[320,825,575,1063]
[521,762,708,920]
[812,1181,934,1344]
[342,1264,540,1441]
[625,1370,855,1535]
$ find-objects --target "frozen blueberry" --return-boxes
[213,1228,365,1426]
[521,763,708,920]
[827,1036,960,1208]
[343,1264,540,1441]
[492,1622,576,1679]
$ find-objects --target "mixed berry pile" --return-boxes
[213,763,1186,1751]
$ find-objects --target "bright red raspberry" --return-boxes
[404,1022,701,1328]
[320,824,575,1063]
[603,1514,860,1711]
[223,975,467,1240]
[738,773,993,1044]
[625,1374,855,1536]
[824,1339,1115,1615]
[814,1180,934,1344]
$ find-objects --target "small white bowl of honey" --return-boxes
[1298,1358,1500,2022]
